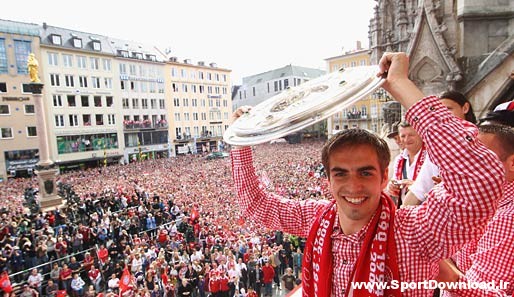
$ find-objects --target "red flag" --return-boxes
[119,265,132,293]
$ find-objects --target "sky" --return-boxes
[3,0,376,84]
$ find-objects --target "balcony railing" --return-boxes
[123,121,168,130]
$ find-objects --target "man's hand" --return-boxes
[230,106,252,125]
[377,52,424,109]
[229,106,252,150]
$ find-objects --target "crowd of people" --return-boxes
[0,140,328,297]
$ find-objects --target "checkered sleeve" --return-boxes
[231,147,328,237]
[402,96,505,262]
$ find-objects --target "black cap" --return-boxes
[479,101,514,127]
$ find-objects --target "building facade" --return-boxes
[39,24,126,171]
[165,58,232,155]
[232,64,326,110]
[110,38,168,163]
[369,0,513,115]
[0,20,41,181]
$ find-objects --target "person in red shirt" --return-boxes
[261,262,274,297]
[59,263,73,293]
[97,244,109,266]
[88,264,102,293]
[218,272,230,297]
[208,262,220,297]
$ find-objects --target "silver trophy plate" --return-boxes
[224,65,385,146]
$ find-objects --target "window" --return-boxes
[174,113,181,121]
[106,96,113,107]
[132,98,139,109]
[95,114,103,125]
[51,34,62,45]
[181,69,187,78]
[284,79,289,89]
[14,40,31,74]
[94,96,102,107]
[201,112,206,120]
[104,78,112,89]
[63,54,73,67]
[93,41,101,51]
[24,104,35,114]
[159,99,165,109]
[0,39,6,74]
[77,56,87,69]
[207,73,212,80]
[79,76,88,88]
[53,95,63,107]
[69,114,79,127]
[119,63,127,74]
[129,65,136,75]
[48,52,59,66]
[0,105,9,115]
[182,84,188,92]
[223,74,227,82]
[72,38,82,48]
[65,75,74,87]
[0,128,13,139]
[142,98,148,109]
[198,71,204,79]
[90,58,99,70]
[175,127,182,139]
[201,99,206,107]
[50,74,60,86]
[171,68,177,77]
[27,126,37,137]
[183,98,188,107]
[119,50,129,58]
[21,84,31,93]
[67,95,76,107]
[82,114,91,126]
[92,76,101,88]
[55,115,64,127]
[252,87,255,96]
[0,83,6,92]
[102,59,111,71]
[81,96,89,107]
[173,98,180,107]
[184,113,190,121]
[122,98,129,109]
[107,114,115,125]
[193,113,198,121]
[150,99,157,109]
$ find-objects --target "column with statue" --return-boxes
[28,53,63,210]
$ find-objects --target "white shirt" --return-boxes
[408,155,440,202]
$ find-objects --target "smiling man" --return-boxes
[230,52,504,297]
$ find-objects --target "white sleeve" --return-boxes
[409,155,440,202]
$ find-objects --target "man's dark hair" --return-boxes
[321,129,390,179]
[439,90,477,124]
[478,124,514,161]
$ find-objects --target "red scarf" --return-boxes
[395,146,426,181]
[302,195,401,297]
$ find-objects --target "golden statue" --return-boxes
[27,53,41,83]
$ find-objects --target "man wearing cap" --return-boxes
[437,105,514,296]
